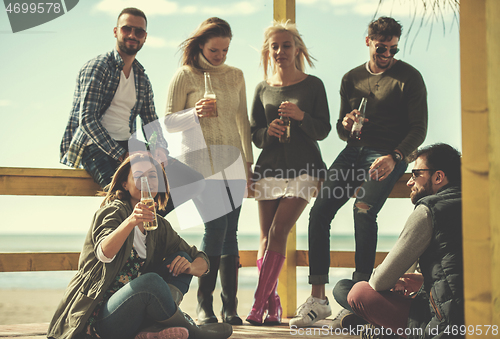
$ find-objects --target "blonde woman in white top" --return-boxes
[164,17,253,326]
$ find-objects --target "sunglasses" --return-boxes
[410,169,436,180]
[120,25,146,39]
[376,45,399,55]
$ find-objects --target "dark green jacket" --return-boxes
[47,199,208,339]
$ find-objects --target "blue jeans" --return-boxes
[332,279,357,312]
[81,143,121,188]
[308,146,407,284]
[195,180,245,256]
[94,252,193,339]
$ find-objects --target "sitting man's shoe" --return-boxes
[289,296,332,327]
[330,308,352,329]
[331,308,367,330]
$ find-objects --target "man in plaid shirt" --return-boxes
[60,7,169,189]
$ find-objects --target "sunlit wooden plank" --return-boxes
[0,252,80,272]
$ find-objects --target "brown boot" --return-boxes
[168,284,183,306]
[196,256,220,324]
[219,255,243,325]
[160,307,232,339]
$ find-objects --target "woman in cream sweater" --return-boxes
[164,17,253,326]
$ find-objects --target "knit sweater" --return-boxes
[250,75,331,179]
[165,54,253,178]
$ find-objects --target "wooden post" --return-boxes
[274,0,297,318]
[274,0,296,24]
[461,0,500,335]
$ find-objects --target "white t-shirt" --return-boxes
[97,226,147,263]
[101,69,137,141]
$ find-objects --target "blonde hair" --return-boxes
[179,17,232,70]
[261,20,315,79]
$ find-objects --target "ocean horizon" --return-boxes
[0,233,399,290]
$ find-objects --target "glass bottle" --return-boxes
[203,72,218,117]
[279,116,291,143]
[350,97,368,140]
[140,177,157,231]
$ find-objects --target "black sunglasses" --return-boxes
[120,25,146,39]
[376,45,399,55]
[410,169,436,180]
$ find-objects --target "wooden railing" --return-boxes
[0,167,411,317]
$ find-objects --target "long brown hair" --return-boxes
[179,17,232,69]
[99,153,169,210]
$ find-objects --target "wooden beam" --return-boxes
[0,250,390,273]
[0,252,80,272]
[0,167,411,198]
[278,225,297,317]
[295,250,388,267]
[0,167,101,196]
[274,0,295,23]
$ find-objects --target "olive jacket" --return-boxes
[47,199,209,339]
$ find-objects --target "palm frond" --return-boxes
[373,0,459,54]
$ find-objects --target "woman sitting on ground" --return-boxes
[47,153,232,339]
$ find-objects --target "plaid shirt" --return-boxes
[60,49,167,167]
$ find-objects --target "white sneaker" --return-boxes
[289,296,332,327]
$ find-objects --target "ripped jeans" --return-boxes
[308,146,407,284]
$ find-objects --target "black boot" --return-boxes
[159,307,232,339]
[219,254,243,325]
[197,255,220,325]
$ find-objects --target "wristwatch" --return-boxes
[391,151,403,163]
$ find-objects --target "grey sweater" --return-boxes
[337,61,428,159]
[250,75,331,179]
[369,204,433,291]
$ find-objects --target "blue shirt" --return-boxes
[60,49,167,167]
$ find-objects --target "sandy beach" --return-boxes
[0,288,343,326]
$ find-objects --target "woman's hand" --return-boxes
[278,101,304,121]
[195,98,216,118]
[127,202,156,228]
[267,118,286,138]
[167,256,209,277]
[167,255,193,277]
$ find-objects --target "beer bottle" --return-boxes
[350,97,367,140]
[203,72,217,117]
[279,115,291,143]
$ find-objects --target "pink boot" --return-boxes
[246,251,285,325]
[264,282,282,325]
[257,257,282,325]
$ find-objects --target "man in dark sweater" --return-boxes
[291,16,428,327]
[335,143,463,339]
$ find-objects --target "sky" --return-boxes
[0,0,461,239]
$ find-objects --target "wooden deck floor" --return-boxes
[0,320,359,339]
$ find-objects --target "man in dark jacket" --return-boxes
[333,143,463,339]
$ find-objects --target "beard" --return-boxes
[373,54,392,70]
[118,39,143,56]
[410,179,433,205]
